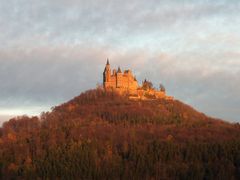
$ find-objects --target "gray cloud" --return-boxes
[1,0,240,48]
[0,0,240,122]
[1,45,239,122]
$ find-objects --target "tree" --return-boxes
[159,84,165,92]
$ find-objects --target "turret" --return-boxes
[103,59,111,84]
[117,66,122,73]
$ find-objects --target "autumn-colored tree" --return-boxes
[0,89,240,179]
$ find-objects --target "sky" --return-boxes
[0,0,240,125]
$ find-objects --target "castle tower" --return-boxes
[116,66,123,88]
[103,59,111,86]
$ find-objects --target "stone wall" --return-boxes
[104,64,138,90]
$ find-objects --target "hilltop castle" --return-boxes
[103,60,173,100]
[103,59,139,91]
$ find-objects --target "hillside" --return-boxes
[50,89,240,142]
[1,89,240,179]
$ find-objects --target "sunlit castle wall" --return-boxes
[103,62,139,90]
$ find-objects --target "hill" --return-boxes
[1,89,240,179]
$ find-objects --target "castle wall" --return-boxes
[104,75,116,88]
[104,70,138,90]
[116,73,123,88]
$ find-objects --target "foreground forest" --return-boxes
[1,89,240,179]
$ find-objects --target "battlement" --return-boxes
[103,59,173,100]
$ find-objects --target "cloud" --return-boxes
[0,115,15,126]
[0,0,240,122]
[0,44,109,106]
[1,0,240,48]
[97,48,240,122]
[1,44,239,122]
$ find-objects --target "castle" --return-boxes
[103,60,173,100]
[103,59,139,91]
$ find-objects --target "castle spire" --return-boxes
[117,66,122,73]
[103,59,111,85]
[104,58,110,71]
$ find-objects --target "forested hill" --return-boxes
[1,89,240,179]
[50,89,240,142]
